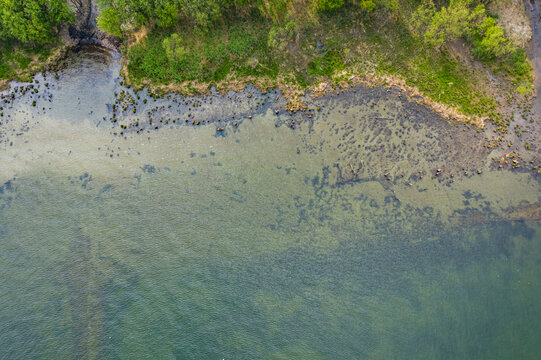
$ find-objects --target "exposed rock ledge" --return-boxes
[60,0,121,50]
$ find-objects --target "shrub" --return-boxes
[316,0,344,12]
[359,0,376,12]
[267,18,297,50]
[155,2,180,28]
[205,42,228,64]
[308,50,344,77]
[128,38,169,82]
[424,0,471,47]
[228,27,256,56]
[471,17,513,60]
[510,49,531,77]
[162,34,186,62]
[97,6,122,37]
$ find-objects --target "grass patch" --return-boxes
[0,40,61,82]
[127,15,279,85]
[308,50,345,77]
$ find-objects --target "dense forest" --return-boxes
[0,0,534,123]
[0,0,73,81]
[0,0,72,43]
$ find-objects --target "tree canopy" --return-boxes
[0,0,73,43]
[411,0,516,59]
[97,0,224,35]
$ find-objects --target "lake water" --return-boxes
[0,47,540,359]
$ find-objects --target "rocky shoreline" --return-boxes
[62,0,121,50]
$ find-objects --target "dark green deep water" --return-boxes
[0,48,540,359]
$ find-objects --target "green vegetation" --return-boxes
[413,0,533,97]
[0,0,533,125]
[0,0,72,43]
[105,0,531,122]
[0,0,72,82]
[317,0,344,12]
[98,0,533,122]
[127,20,278,84]
[0,40,63,82]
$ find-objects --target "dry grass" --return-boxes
[488,0,532,47]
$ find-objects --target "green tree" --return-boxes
[412,0,435,36]
[97,0,154,33]
[97,5,122,37]
[423,0,472,47]
[97,0,223,33]
[0,0,73,43]
[154,1,180,28]
[471,16,513,59]
[162,33,186,62]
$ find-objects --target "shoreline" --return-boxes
[0,44,71,92]
[120,63,488,128]
[2,0,536,131]
[1,42,539,177]
[0,46,539,228]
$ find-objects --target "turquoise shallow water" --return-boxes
[0,47,540,359]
